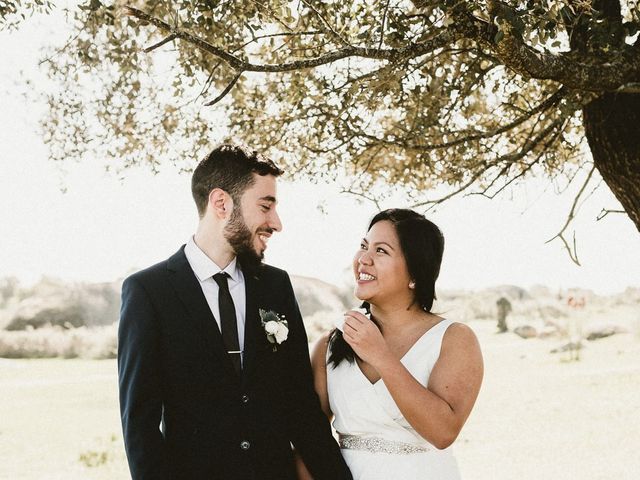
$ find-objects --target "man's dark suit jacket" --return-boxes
[118,246,351,480]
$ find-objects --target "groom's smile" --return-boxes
[235,173,282,259]
[257,230,273,252]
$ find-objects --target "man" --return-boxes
[118,144,351,480]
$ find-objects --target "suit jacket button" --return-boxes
[241,394,249,404]
[240,440,251,450]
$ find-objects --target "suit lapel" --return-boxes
[166,247,237,377]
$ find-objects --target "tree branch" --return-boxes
[616,82,640,93]
[379,0,392,50]
[300,0,351,47]
[359,86,569,152]
[596,208,626,221]
[545,164,598,266]
[480,0,640,92]
[123,5,458,72]
[144,33,176,53]
[476,121,566,199]
[341,187,383,210]
[39,24,86,65]
[409,115,569,209]
[203,72,242,106]
[124,3,640,92]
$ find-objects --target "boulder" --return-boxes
[513,325,537,339]
[586,325,628,341]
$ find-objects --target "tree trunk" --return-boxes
[583,92,640,232]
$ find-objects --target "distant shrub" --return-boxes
[0,324,117,359]
[79,434,120,468]
[2,278,121,331]
[0,276,19,308]
[79,450,110,468]
[6,304,86,330]
[496,297,512,333]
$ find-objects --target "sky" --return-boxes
[1,9,639,295]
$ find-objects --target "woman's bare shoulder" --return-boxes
[441,321,482,355]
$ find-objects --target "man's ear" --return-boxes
[208,188,233,219]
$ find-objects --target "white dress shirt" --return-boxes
[184,237,247,361]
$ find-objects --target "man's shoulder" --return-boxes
[125,261,166,283]
[259,263,288,276]
[124,246,185,286]
[257,263,290,283]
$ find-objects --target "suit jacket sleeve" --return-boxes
[280,273,353,480]
[118,276,169,480]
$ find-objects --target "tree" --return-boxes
[7,1,640,252]
[0,0,54,30]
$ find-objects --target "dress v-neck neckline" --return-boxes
[354,318,449,386]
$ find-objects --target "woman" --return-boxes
[301,209,483,480]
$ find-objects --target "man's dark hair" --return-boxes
[328,208,445,368]
[191,144,284,217]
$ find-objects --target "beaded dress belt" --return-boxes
[339,434,430,455]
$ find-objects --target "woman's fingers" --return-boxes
[342,323,358,343]
[343,310,368,333]
[343,316,358,329]
[343,317,359,336]
[345,310,368,323]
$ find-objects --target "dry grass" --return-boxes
[0,324,117,359]
[1,319,639,479]
[0,358,128,480]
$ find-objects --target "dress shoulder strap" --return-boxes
[404,318,456,362]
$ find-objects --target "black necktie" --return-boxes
[213,272,242,375]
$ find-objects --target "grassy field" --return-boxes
[1,319,639,479]
[0,359,128,480]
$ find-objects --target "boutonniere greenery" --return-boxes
[259,309,289,351]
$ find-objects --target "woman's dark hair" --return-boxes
[328,208,445,368]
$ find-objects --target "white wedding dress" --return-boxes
[327,319,461,480]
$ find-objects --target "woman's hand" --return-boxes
[342,310,392,368]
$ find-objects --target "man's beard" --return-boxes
[224,205,264,273]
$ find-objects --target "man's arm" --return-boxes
[280,273,352,480]
[293,332,335,480]
[118,276,168,480]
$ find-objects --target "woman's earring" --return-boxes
[408,281,415,289]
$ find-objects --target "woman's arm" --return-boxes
[343,313,483,449]
[311,331,333,418]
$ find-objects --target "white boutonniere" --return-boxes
[259,308,288,351]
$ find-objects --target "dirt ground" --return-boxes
[0,319,638,479]
[456,320,640,480]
